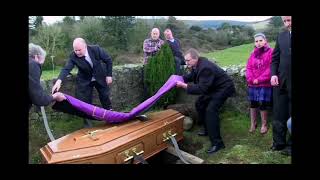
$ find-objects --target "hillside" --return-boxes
[203,41,276,66]
[248,18,271,31]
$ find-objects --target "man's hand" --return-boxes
[253,79,259,84]
[271,75,279,86]
[176,81,188,89]
[106,76,112,85]
[52,79,62,94]
[52,92,66,102]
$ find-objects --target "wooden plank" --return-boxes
[165,145,204,164]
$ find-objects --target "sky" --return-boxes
[42,16,272,25]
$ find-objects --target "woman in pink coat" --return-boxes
[246,33,273,134]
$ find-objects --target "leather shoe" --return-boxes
[207,143,225,154]
[270,144,286,151]
[197,130,208,136]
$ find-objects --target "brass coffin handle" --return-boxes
[123,148,144,162]
[123,150,134,162]
[163,130,177,142]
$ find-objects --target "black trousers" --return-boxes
[195,86,234,145]
[75,80,112,110]
[272,86,291,147]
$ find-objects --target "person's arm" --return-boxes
[52,55,75,93]
[58,55,75,81]
[257,50,273,83]
[271,35,280,77]
[29,62,53,106]
[186,68,215,95]
[246,54,255,84]
[143,39,157,53]
[97,46,113,77]
[271,35,280,86]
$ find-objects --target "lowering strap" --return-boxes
[40,106,55,142]
[168,136,190,164]
[132,154,149,164]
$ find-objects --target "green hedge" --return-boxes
[144,43,177,108]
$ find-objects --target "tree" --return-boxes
[127,19,151,53]
[218,22,231,30]
[63,16,76,25]
[269,16,283,28]
[102,16,135,50]
[264,16,285,41]
[31,24,65,70]
[166,16,186,38]
[190,25,202,32]
[79,16,86,21]
[73,16,106,46]
[29,16,43,36]
[34,16,43,28]
[144,43,176,108]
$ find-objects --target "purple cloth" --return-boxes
[62,75,184,123]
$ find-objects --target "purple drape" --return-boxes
[62,75,184,123]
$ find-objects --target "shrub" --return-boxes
[144,43,177,108]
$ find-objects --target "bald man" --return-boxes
[52,38,113,127]
[143,28,164,64]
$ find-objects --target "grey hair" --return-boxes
[185,48,200,59]
[151,28,160,33]
[29,43,46,58]
[254,33,266,39]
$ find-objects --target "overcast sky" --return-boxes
[42,16,273,25]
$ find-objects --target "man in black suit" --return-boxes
[52,38,113,127]
[29,43,66,112]
[270,16,292,155]
[176,48,235,154]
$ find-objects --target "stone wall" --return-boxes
[31,64,249,120]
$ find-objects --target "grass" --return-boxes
[41,66,78,81]
[202,42,275,67]
[182,109,291,164]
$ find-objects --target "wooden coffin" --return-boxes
[40,109,184,164]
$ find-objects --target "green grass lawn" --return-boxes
[202,42,275,67]
[182,109,291,164]
[41,66,78,80]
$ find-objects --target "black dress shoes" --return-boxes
[207,143,225,154]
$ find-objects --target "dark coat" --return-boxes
[29,58,53,111]
[58,45,112,88]
[271,30,291,93]
[183,57,235,98]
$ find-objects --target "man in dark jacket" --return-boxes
[164,28,186,75]
[29,43,66,112]
[270,16,292,155]
[176,48,235,154]
[51,38,113,127]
